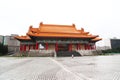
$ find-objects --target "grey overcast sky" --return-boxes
[0,0,119,46]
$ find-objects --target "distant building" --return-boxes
[110,39,120,49]
[0,34,20,52]
[4,34,20,46]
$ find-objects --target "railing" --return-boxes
[76,50,102,56]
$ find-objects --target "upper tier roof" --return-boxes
[15,22,102,42]
[27,22,98,38]
[39,22,83,33]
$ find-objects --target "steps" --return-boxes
[77,50,102,56]
[57,51,81,57]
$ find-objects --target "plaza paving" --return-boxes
[0,55,120,80]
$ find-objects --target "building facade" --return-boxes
[110,39,120,49]
[15,22,102,53]
[0,34,20,53]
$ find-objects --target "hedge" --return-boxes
[0,43,8,56]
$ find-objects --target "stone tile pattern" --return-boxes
[0,55,120,80]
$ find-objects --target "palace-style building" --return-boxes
[15,22,102,56]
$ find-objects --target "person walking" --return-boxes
[72,54,74,58]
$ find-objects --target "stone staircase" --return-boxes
[76,50,102,56]
[57,51,81,57]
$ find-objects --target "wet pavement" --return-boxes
[0,55,120,80]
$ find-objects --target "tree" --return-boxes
[0,43,8,56]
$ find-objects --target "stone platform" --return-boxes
[0,55,120,80]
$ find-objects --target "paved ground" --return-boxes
[0,55,120,80]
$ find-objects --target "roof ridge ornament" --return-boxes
[29,25,33,28]
[81,28,84,32]
[72,24,75,27]
[40,22,43,26]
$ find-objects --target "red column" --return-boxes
[79,44,81,50]
[88,44,91,50]
[46,42,48,50]
[69,43,72,52]
[84,44,86,50]
[36,42,39,50]
[23,45,26,51]
[20,44,23,51]
[87,44,89,50]
[55,42,58,52]
[28,45,30,51]
[77,44,79,50]
[84,44,87,50]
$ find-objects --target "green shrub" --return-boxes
[0,43,8,56]
[102,47,120,54]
